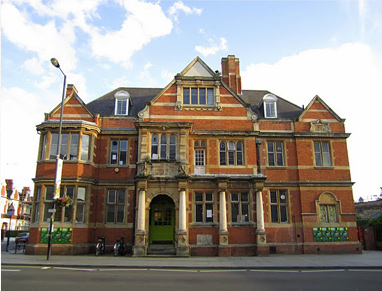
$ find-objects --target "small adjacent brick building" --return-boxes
[28,55,361,256]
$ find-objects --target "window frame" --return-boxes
[194,192,214,223]
[314,141,332,167]
[270,190,289,224]
[263,94,278,118]
[267,141,285,167]
[183,87,214,106]
[219,141,244,166]
[110,139,128,165]
[230,192,250,223]
[106,189,126,224]
[320,204,337,223]
[44,132,91,162]
[151,133,177,161]
[42,185,87,224]
[114,90,130,115]
[33,187,41,223]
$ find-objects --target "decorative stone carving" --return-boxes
[310,119,331,133]
[219,233,229,245]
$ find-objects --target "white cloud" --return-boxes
[161,69,175,83]
[1,3,77,72]
[90,0,173,68]
[23,57,45,75]
[168,0,202,21]
[108,76,132,89]
[195,36,228,57]
[0,86,48,192]
[242,42,382,200]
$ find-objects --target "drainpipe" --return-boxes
[256,139,262,174]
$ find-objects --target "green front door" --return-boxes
[149,195,175,244]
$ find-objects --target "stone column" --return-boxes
[218,181,230,256]
[137,190,146,232]
[256,191,265,232]
[134,182,147,256]
[256,190,269,256]
[176,181,189,256]
[179,190,187,232]
[219,191,228,233]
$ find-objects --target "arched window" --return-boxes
[160,134,168,159]
[220,142,227,165]
[151,134,159,159]
[114,90,130,115]
[317,192,339,223]
[263,94,277,118]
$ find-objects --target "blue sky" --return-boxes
[1,0,382,201]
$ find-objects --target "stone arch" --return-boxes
[146,191,179,208]
[315,192,341,223]
[318,192,338,204]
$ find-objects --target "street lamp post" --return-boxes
[47,58,66,260]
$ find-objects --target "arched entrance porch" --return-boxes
[149,195,175,244]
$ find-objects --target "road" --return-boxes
[2,266,382,291]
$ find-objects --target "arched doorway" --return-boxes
[149,195,175,244]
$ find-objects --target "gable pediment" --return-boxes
[299,95,343,122]
[183,60,214,77]
[180,57,217,78]
[49,93,94,120]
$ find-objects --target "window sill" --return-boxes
[266,166,287,170]
[38,159,91,164]
[107,164,131,168]
[314,166,334,170]
[218,165,246,168]
[190,222,218,227]
[319,222,340,226]
[229,222,255,227]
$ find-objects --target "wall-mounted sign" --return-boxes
[313,227,349,242]
[40,228,72,244]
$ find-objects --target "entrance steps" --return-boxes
[147,244,176,256]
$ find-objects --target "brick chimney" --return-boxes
[66,84,78,97]
[20,187,30,201]
[5,179,13,199]
[221,55,242,95]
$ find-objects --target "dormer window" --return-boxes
[114,90,130,115]
[263,94,277,118]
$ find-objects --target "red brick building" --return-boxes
[28,55,361,256]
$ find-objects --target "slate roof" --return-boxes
[86,87,162,117]
[241,90,303,119]
[86,87,303,120]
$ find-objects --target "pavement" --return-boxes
[2,239,382,270]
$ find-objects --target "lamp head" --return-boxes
[50,58,60,68]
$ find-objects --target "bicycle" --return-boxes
[113,236,127,256]
[14,238,27,254]
[95,235,105,256]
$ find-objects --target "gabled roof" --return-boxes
[49,91,94,118]
[298,95,344,122]
[86,56,303,120]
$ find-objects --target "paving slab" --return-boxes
[2,240,382,270]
